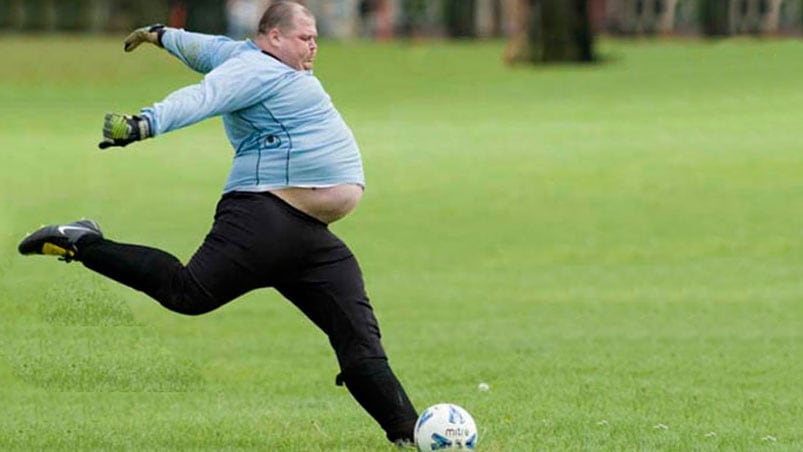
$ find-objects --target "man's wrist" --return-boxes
[155,26,167,48]
[139,111,155,138]
[134,115,152,140]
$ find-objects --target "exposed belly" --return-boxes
[270,184,364,224]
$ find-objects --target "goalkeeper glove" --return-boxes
[98,113,152,149]
[123,24,166,52]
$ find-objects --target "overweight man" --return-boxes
[19,0,418,445]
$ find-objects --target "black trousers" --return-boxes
[80,191,386,370]
[77,191,417,441]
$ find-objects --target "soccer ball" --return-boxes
[414,403,478,450]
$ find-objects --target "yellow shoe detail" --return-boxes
[41,243,74,258]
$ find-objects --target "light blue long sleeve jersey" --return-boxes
[139,29,365,193]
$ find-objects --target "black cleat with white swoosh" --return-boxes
[18,219,103,262]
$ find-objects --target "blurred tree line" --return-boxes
[2,0,800,36]
[0,0,225,33]
[503,0,802,64]
[1,0,801,66]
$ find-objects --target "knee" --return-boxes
[155,270,221,316]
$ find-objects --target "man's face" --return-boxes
[274,14,318,71]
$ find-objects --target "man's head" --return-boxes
[256,1,318,71]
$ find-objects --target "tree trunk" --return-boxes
[537,0,594,62]
[700,0,733,36]
[505,0,595,64]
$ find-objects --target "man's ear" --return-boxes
[268,28,282,47]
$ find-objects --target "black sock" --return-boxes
[76,237,184,301]
[337,359,418,443]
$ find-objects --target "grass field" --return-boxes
[1,35,802,450]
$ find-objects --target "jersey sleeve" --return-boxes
[160,28,243,74]
[139,54,279,136]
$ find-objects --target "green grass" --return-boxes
[1,35,802,450]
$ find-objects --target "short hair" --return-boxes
[257,1,314,34]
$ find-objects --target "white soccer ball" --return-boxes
[414,403,478,451]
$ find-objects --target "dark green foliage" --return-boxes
[20,0,50,30]
[181,0,226,34]
[443,0,476,37]
[54,0,89,31]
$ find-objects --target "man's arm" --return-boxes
[99,55,276,149]
[125,24,244,74]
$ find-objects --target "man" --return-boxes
[18,1,418,445]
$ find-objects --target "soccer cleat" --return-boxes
[18,219,103,262]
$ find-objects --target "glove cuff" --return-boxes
[147,24,166,47]
[156,27,166,48]
[134,115,152,140]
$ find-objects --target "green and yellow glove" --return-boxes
[98,113,152,149]
[123,24,166,52]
